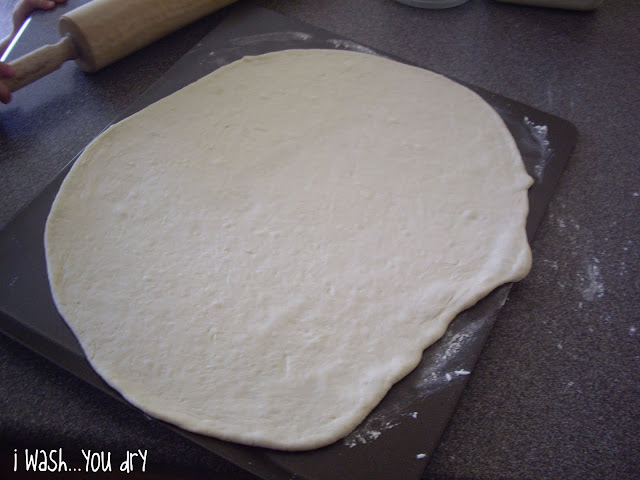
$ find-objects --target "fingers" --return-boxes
[13,0,67,39]
[23,0,63,13]
[0,62,15,104]
[39,0,68,8]
[35,0,57,9]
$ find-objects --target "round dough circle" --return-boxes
[45,49,532,450]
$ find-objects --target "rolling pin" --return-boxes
[1,0,237,93]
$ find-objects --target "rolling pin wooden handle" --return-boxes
[3,35,78,93]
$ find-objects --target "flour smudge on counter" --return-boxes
[578,258,605,302]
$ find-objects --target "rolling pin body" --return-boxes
[60,0,237,72]
[2,0,237,93]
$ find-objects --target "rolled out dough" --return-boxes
[45,49,532,450]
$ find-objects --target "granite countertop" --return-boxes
[0,0,638,478]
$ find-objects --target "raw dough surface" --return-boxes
[45,49,532,450]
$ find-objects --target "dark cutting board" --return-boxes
[0,4,576,480]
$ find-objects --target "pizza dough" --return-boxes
[45,49,532,450]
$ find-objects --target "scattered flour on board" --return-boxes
[207,35,386,77]
[416,453,427,459]
[344,419,398,448]
[326,39,378,55]
[342,291,505,448]
[414,322,486,392]
[445,370,471,382]
[206,32,315,68]
[523,116,551,182]
[205,51,232,68]
[229,32,313,47]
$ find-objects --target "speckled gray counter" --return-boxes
[0,0,638,479]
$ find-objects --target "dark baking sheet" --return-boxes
[0,4,577,480]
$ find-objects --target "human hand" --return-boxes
[0,62,15,104]
[0,0,68,103]
[13,0,68,31]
